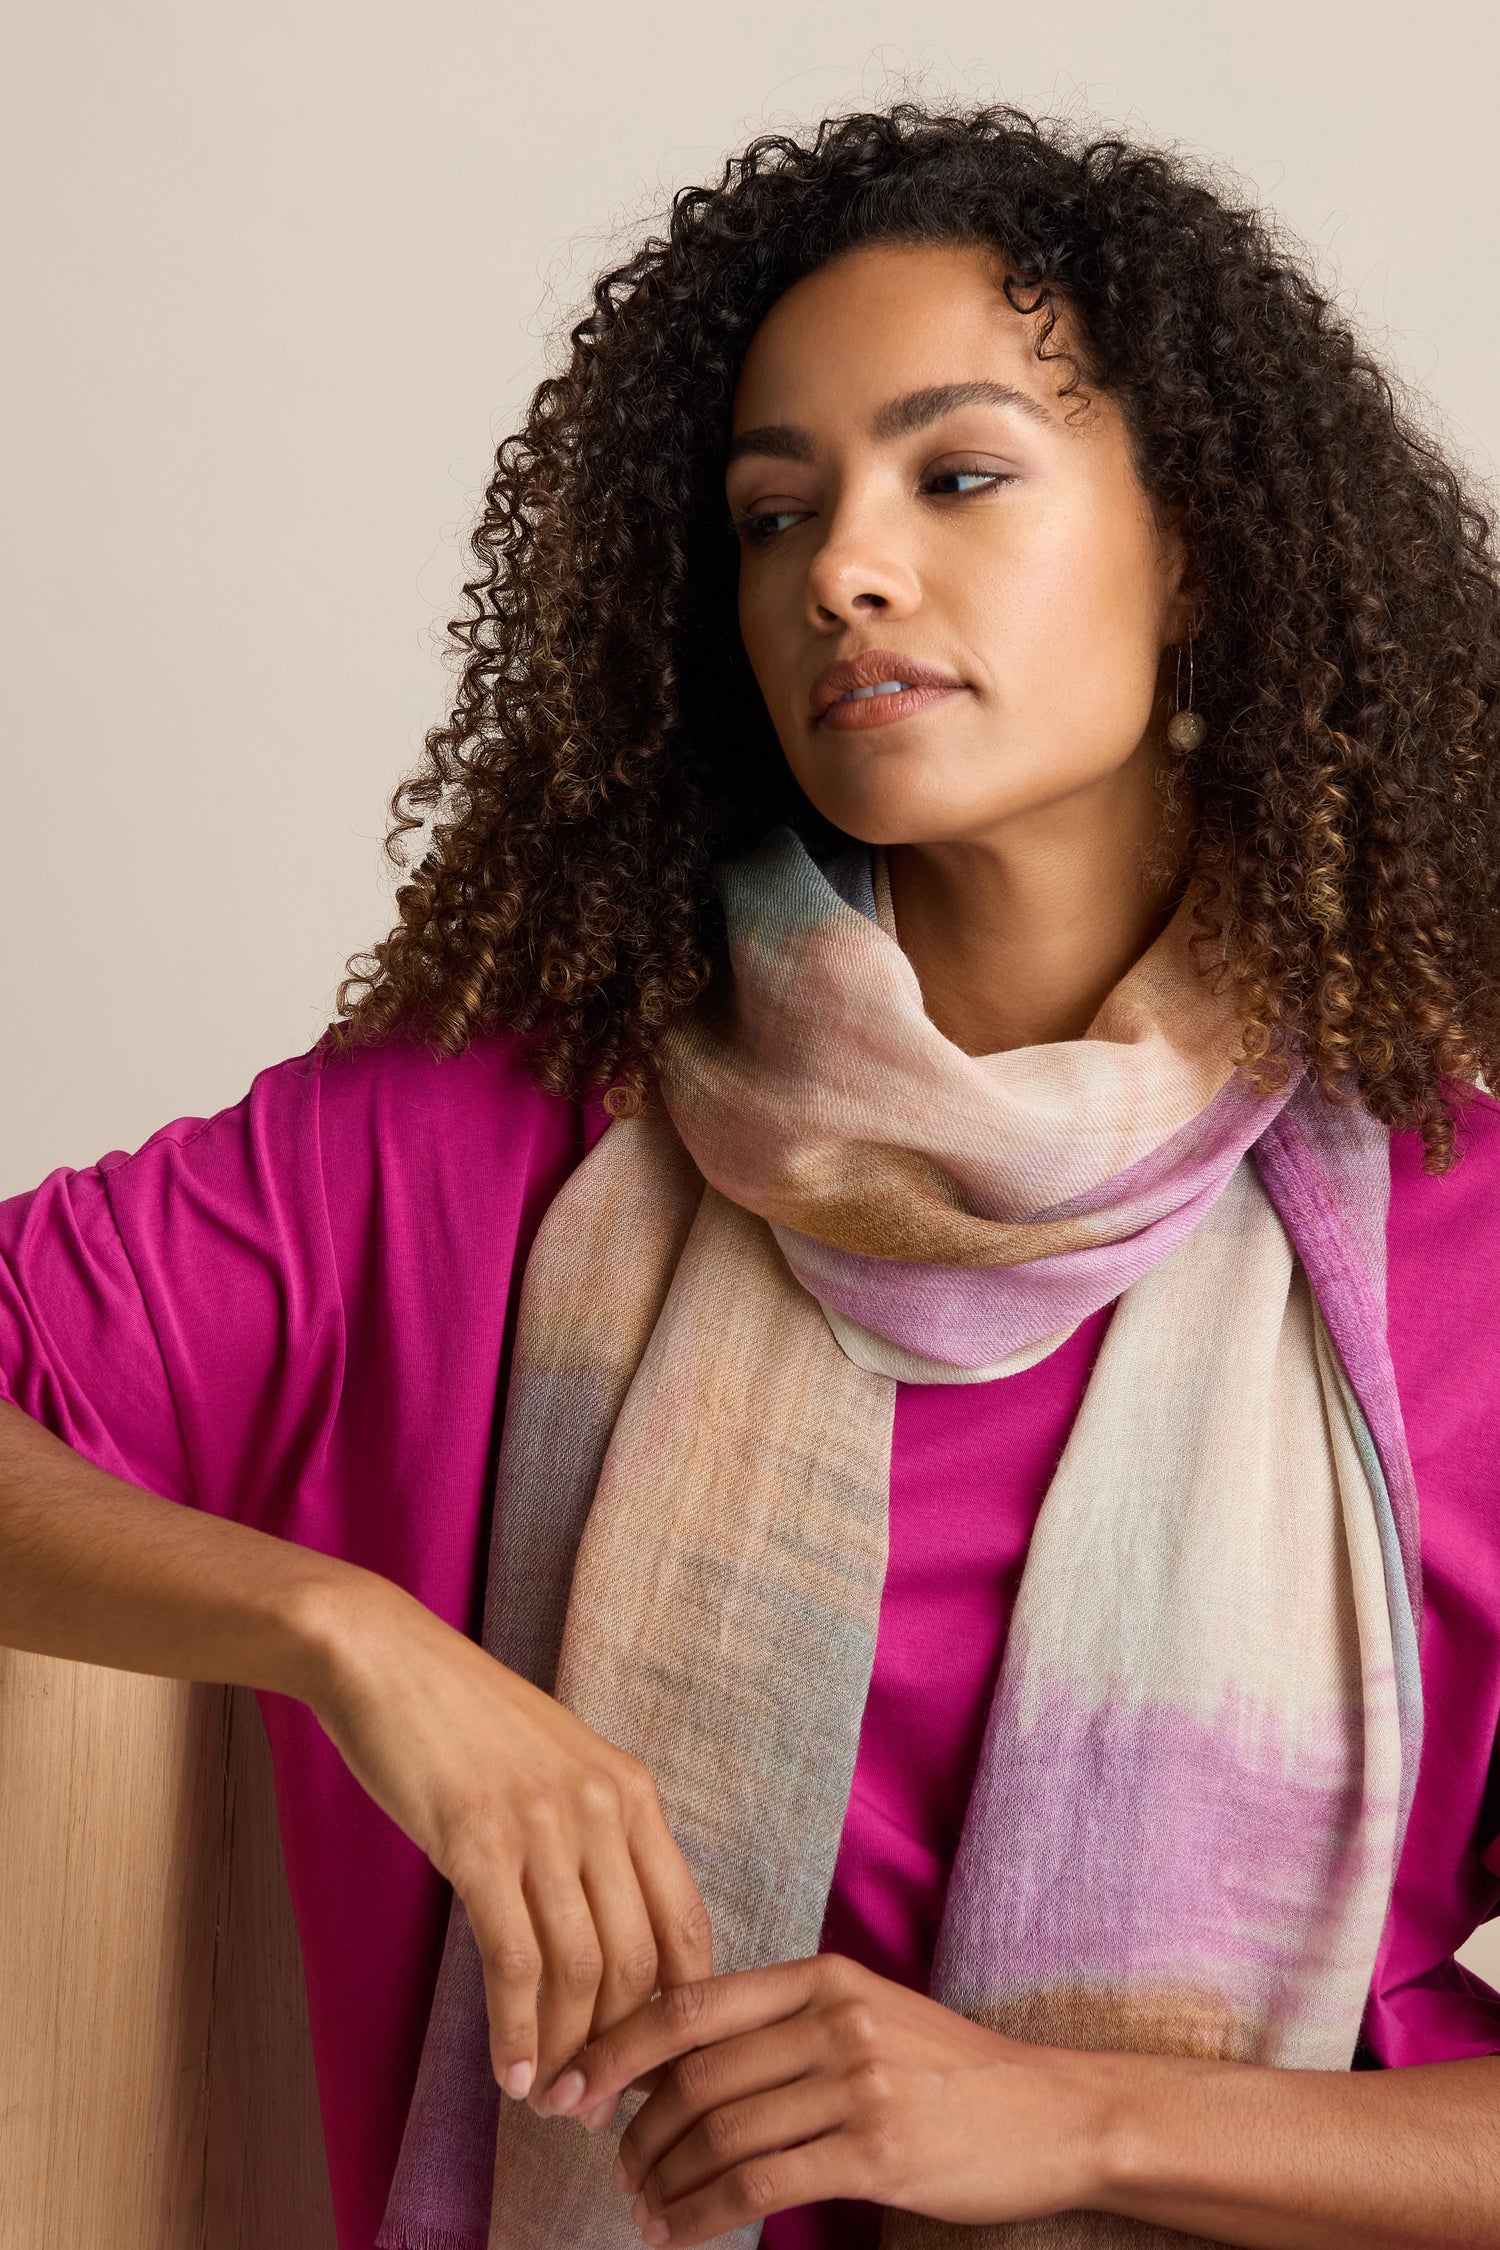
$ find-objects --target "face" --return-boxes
[726,240,1198,848]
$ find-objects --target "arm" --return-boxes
[0,1401,711,2106]
[553,1956,1500,2248]
[0,1396,357,1692]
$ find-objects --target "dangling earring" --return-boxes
[1166,627,1207,752]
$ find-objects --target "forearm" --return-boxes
[0,1398,403,1712]
[1086,2046,1500,2248]
[0,1401,722,2114]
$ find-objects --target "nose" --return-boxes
[803,499,920,632]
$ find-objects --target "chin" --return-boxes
[805,800,979,850]
[794,758,1008,847]
[797,739,1151,850]
[789,726,1055,850]
[789,760,975,850]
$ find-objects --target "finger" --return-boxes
[615,2021,816,2191]
[621,1770,715,1988]
[580,2059,669,2140]
[525,1858,605,2101]
[565,1958,823,2113]
[630,2132,866,2247]
[580,1825,660,2037]
[468,1880,544,2099]
[640,2074,847,2210]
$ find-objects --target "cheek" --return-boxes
[957,499,1164,717]
[737,570,795,712]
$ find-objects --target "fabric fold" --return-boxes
[379,829,1421,2250]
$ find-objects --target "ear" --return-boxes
[1157,511,1206,642]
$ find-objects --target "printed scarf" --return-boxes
[379,828,1422,2250]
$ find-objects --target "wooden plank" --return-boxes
[203,1685,337,2247]
[0,1654,334,2248]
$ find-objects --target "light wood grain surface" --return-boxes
[0,1652,336,2250]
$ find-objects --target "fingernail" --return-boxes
[587,2093,622,2135]
[501,2060,534,2100]
[633,2194,668,2241]
[548,2068,587,2115]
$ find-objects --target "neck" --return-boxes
[885,751,1190,1056]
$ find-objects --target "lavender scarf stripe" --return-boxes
[380,828,1422,2250]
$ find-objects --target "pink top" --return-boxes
[2,1033,1498,2250]
[767,1309,1115,2250]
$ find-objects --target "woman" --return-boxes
[2,99,1499,2250]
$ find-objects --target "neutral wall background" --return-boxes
[4,0,1499,1193]
[3,2,1498,1980]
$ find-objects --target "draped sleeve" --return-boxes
[0,1126,198,1503]
[0,1034,587,1595]
[0,1030,590,2250]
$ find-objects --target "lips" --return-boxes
[810,649,968,733]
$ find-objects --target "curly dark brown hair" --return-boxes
[336,100,1500,1167]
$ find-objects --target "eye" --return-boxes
[730,503,813,544]
[921,460,1018,498]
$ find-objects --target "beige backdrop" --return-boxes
[2,0,1497,1995]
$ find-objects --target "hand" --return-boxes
[303,1573,712,2110]
[544,1954,1109,2243]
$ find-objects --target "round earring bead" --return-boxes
[1166,709,1207,751]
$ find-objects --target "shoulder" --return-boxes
[312,1023,578,1150]
[1389,1083,1500,1274]
[99,1025,589,1251]
[104,1023,579,1160]
[314,1027,594,1235]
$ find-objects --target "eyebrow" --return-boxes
[726,422,816,465]
[726,379,1054,465]
[874,379,1054,438]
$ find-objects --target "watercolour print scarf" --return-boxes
[380,827,1423,2250]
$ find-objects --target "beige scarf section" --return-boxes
[476,1103,1401,2250]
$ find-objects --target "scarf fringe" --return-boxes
[374,2227,489,2250]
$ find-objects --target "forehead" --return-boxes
[731,240,1082,432]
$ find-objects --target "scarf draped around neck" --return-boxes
[379,827,1422,2250]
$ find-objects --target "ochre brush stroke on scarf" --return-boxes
[380,828,1422,2250]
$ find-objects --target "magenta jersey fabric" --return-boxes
[2,1032,1499,2250]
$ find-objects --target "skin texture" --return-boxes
[727,239,1199,1055]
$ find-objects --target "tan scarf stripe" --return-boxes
[486,1128,894,2249]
